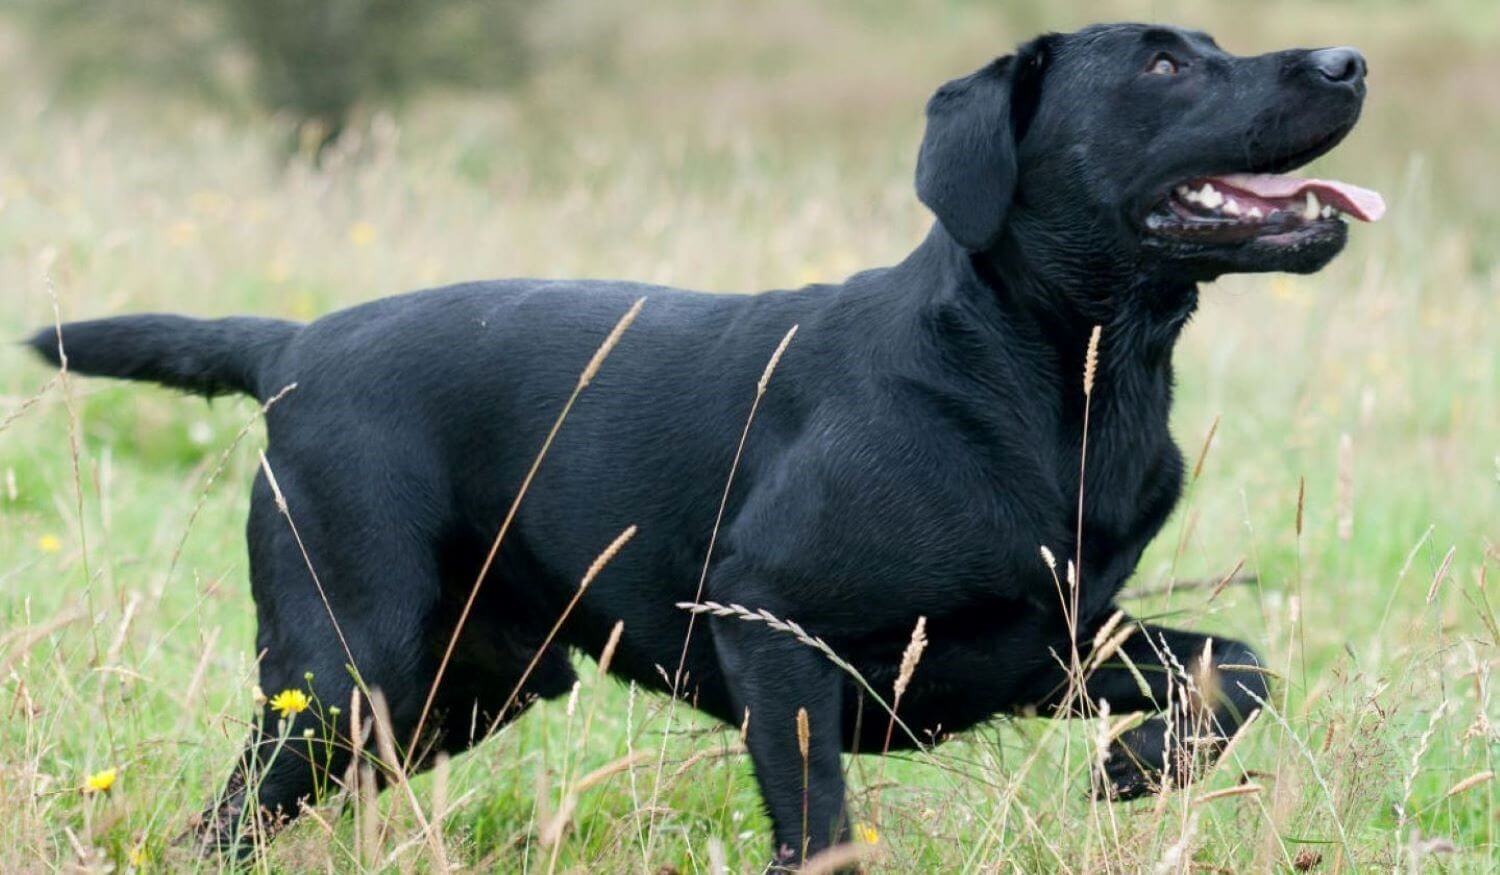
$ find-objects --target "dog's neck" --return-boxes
[889,225,1198,439]
[905,225,1198,385]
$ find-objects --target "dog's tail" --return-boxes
[24,315,300,401]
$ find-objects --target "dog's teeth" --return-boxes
[1302,191,1321,221]
[1176,185,1191,197]
[1321,205,1336,219]
[1198,184,1223,209]
[1222,198,1241,216]
[1183,189,1200,204]
[1247,206,1264,220]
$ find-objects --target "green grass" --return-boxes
[2,0,1496,871]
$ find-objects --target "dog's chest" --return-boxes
[1060,406,1185,601]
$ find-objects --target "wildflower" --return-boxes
[854,822,879,844]
[84,767,118,794]
[268,688,310,717]
[348,221,377,248]
[166,221,198,248]
[38,534,62,553]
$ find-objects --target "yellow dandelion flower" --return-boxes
[348,221,377,248]
[84,767,118,793]
[268,688,310,717]
[38,534,62,553]
[128,844,149,867]
[166,220,199,248]
[854,822,879,844]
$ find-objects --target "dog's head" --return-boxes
[916,23,1384,283]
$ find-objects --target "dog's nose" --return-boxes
[1309,47,1366,85]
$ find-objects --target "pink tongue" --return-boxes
[1214,172,1386,222]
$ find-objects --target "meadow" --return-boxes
[0,0,1496,871]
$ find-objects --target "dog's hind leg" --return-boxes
[192,462,446,856]
[421,611,579,761]
[1028,619,1270,799]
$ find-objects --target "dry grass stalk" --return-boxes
[670,742,746,780]
[1441,769,1492,798]
[1191,413,1220,481]
[869,615,929,828]
[358,763,378,871]
[162,382,298,589]
[1295,475,1306,538]
[0,374,58,437]
[0,608,86,676]
[1335,433,1355,540]
[707,837,729,875]
[1152,811,1198,875]
[431,752,450,829]
[102,591,142,668]
[893,616,928,701]
[1091,609,1125,651]
[1216,662,1282,678]
[408,297,644,773]
[1205,709,1261,781]
[1040,545,1058,571]
[1425,545,1456,604]
[1083,324,1102,397]
[675,600,920,745]
[1088,621,1137,674]
[1209,557,1248,603]
[180,625,221,708]
[666,324,800,693]
[540,619,629,860]
[368,687,447,869]
[486,524,637,738]
[1103,711,1146,746]
[538,751,652,849]
[257,450,359,676]
[800,841,882,875]
[1194,783,1264,805]
[345,685,371,868]
[596,619,625,678]
[797,706,811,858]
[44,277,104,681]
[580,296,646,388]
[644,324,797,863]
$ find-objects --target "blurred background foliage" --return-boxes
[10,0,547,152]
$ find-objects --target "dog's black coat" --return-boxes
[28,24,1370,865]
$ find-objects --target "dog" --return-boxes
[28,23,1382,867]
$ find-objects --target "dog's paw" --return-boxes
[1094,717,1222,801]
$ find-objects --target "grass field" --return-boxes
[1,0,1496,871]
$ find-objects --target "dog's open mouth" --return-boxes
[1145,173,1386,243]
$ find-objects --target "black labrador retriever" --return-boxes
[28,23,1383,867]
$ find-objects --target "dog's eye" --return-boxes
[1147,53,1180,75]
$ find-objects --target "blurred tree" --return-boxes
[225,0,535,151]
[13,0,234,103]
[13,0,537,152]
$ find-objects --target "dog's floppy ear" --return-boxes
[916,39,1050,251]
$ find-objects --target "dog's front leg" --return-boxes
[1029,617,1270,799]
[709,602,848,868]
